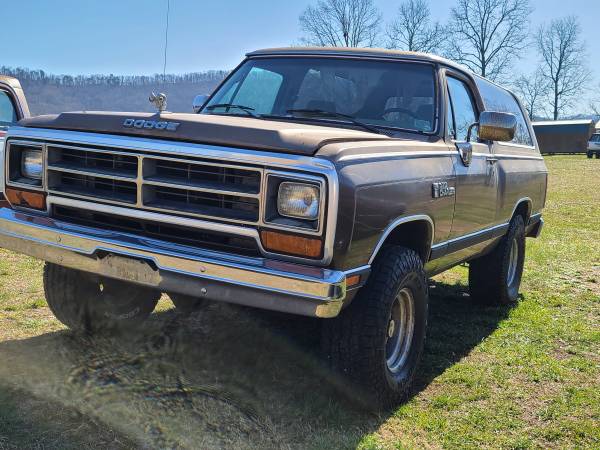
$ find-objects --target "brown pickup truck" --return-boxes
[0,48,547,407]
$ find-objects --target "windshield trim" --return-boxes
[200,56,441,137]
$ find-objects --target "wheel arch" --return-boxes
[368,215,434,265]
[510,197,532,224]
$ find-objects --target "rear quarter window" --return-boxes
[475,77,533,147]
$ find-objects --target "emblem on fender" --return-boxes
[432,181,455,198]
[123,118,180,131]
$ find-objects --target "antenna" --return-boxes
[162,0,171,84]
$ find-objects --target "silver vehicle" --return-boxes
[587,133,600,158]
[0,48,547,407]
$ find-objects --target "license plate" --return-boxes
[101,254,160,285]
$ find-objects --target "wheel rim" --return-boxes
[507,238,519,286]
[385,288,415,374]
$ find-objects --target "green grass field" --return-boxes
[0,155,598,449]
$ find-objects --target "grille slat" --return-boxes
[49,146,138,178]
[143,178,259,197]
[45,144,263,225]
[144,185,259,222]
[48,164,137,181]
[48,171,138,204]
[145,158,261,195]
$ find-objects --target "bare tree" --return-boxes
[386,0,446,53]
[299,0,382,47]
[512,69,550,119]
[589,85,600,119]
[447,0,532,81]
[537,16,591,120]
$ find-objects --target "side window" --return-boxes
[0,91,18,131]
[230,67,283,115]
[475,77,533,146]
[447,77,477,141]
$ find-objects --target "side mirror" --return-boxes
[192,94,209,113]
[478,111,517,142]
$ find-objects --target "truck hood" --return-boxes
[19,111,390,155]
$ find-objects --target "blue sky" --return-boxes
[0,0,598,83]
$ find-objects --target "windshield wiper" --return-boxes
[286,108,384,135]
[205,103,258,117]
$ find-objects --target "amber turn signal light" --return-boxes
[4,188,46,210]
[346,274,361,288]
[260,230,323,258]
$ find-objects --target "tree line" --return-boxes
[0,67,227,115]
[299,0,598,120]
[0,67,228,87]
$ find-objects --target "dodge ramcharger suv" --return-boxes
[0,48,547,407]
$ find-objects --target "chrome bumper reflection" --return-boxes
[0,208,348,318]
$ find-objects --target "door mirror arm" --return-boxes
[466,122,479,143]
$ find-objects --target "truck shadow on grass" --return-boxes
[0,280,513,449]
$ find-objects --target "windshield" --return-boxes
[590,134,600,143]
[201,57,437,134]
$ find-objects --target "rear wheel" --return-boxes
[587,152,593,158]
[321,246,428,409]
[469,215,526,305]
[43,263,160,332]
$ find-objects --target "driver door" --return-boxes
[445,74,498,252]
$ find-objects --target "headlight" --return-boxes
[277,182,320,220]
[21,149,43,180]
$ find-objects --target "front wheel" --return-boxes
[469,215,526,305]
[43,263,160,332]
[321,246,428,409]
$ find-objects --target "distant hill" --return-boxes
[0,67,228,116]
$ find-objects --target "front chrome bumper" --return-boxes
[0,207,361,318]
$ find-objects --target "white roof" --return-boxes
[532,119,594,126]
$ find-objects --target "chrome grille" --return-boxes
[46,144,262,225]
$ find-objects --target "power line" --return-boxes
[162,0,170,84]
